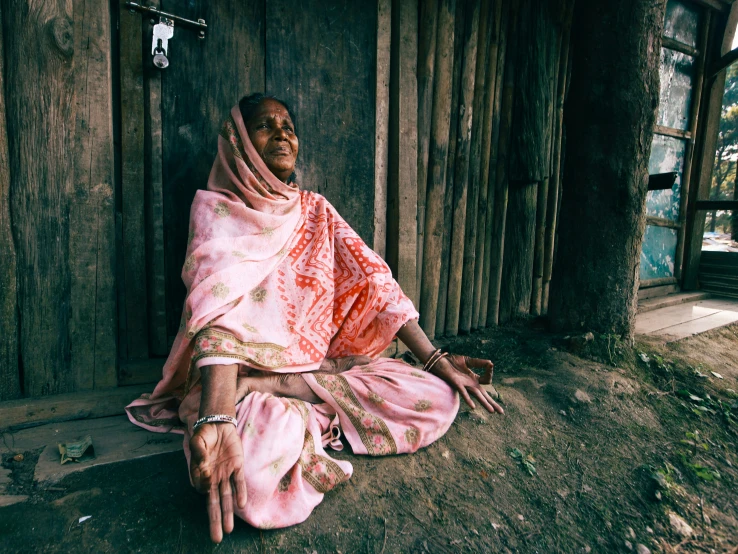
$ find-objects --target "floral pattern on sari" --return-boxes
[314,374,397,456]
[192,329,287,369]
[298,429,348,494]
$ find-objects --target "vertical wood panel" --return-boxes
[4,0,75,395]
[387,0,418,306]
[374,0,392,258]
[70,0,117,388]
[0,3,20,400]
[161,0,266,338]
[266,0,376,246]
[119,7,148,359]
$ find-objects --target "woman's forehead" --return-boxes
[251,99,292,122]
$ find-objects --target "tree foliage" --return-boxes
[709,64,738,236]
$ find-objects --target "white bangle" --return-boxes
[193,414,237,432]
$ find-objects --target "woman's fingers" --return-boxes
[220,479,235,535]
[233,466,248,509]
[208,485,224,543]
[456,380,476,409]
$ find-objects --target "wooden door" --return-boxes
[117,0,379,383]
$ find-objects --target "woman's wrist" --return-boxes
[199,364,239,419]
[395,319,436,364]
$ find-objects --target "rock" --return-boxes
[584,546,591,553]
[627,527,636,539]
[574,389,592,404]
[559,410,567,416]
[625,540,633,550]
[654,491,662,501]
[12,454,23,462]
[517,514,525,522]
[645,527,653,534]
[668,512,693,537]
[636,544,651,554]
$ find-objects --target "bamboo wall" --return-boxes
[414,0,574,339]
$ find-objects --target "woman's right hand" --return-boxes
[189,423,248,543]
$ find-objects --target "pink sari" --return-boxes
[126,106,459,529]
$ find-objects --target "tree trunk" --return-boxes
[548,0,666,341]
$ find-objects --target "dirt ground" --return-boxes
[1,322,737,554]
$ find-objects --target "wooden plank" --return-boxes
[444,0,480,336]
[416,0,439,294]
[653,125,692,141]
[387,0,419,306]
[459,0,492,333]
[646,216,682,228]
[374,0,392,259]
[143,0,168,356]
[0,385,155,432]
[486,1,518,327]
[119,6,148,359]
[419,0,456,339]
[4,1,75,395]
[0,3,20,400]
[662,36,699,57]
[641,277,679,287]
[696,200,738,209]
[163,0,265,338]
[70,0,117,389]
[472,0,503,329]
[436,0,466,337]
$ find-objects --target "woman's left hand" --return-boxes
[431,355,504,415]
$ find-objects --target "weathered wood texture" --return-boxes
[0,4,20,400]
[472,0,503,329]
[445,0,480,336]
[459,0,491,333]
[161,0,265,339]
[71,0,117,388]
[419,0,456,339]
[267,0,377,242]
[119,8,148,359]
[416,0,439,294]
[387,0,418,305]
[4,1,75,395]
[435,0,466,337]
[374,0,392,258]
[548,0,667,340]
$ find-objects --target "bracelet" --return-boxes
[193,414,237,432]
[422,349,442,372]
[426,352,448,374]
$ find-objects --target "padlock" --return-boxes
[152,17,174,69]
[153,51,169,69]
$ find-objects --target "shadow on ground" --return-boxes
[1,323,737,553]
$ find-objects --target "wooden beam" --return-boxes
[689,0,731,13]
[119,6,149,359]
[653,125,693,141]
[419,0,457,339]
[640,277,679,287]
[696,200,738,209]
[0,385,155,432]
[387,0,419,306]
[374,0,392,259]
[662,36,699,57]
[0,3,20,400]
[708,45,738,78]
[646,216,682,229]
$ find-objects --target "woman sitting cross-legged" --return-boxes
[126,93,503,543]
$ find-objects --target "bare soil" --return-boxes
[1,322,737,554]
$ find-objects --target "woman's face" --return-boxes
[246,99,299,183]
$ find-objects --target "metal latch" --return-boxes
[125,2,207,70]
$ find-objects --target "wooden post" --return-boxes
[70,0,118,388]
[375,0,392,260]
[542,15,572,313]
[417,0,439,295]
[445,0,481,336]
[387,0,419,306]
[419,0,456,339]
[479,0,509,327]
[486,2,518,327]
[4,1,76,395]
[119,7,149,360]
[472,0,503,329]
[436,0,467,337]
[0,3,20,400]
[459,0,491,333]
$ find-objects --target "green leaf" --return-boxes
[509,448,523,460]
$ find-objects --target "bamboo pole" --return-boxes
[436,0,467,338]
[486,2,519,327]
[479,1,509,327]
[419,0,457,339]
[444,0,481,336]
[472,0,504,329]
[459,0,491,333]
[542,9,573,311]
[417,0,439,296]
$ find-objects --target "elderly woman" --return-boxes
[127,94,502,543]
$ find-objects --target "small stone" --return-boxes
[574,389,592,404]
[646,527,653,534]
[583,484,593,493]
[636,544,651,554]
[559,410,567,416]
[441,450,450,459]
[491,522,501,530]
[584,546,592,553]
[654,491,662,501]
[12,454,23,462]
[605,521,612,530]
[625,540,633,550]
[517,514,525,522]
[628,527,636,540]
[668,512,693,537]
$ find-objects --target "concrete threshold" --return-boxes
[635,296,738,341]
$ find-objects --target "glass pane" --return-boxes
[702,211,738,251]
[640,226,678,280]
[663,0,701,48]
[647,135,685,221]
[708,65,738,203]
[657,48,695,131]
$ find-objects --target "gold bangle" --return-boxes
[422,349,442,372]
[425,352,448,374]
